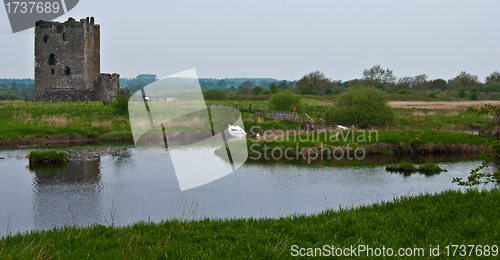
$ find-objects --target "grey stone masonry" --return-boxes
[35,17,119,102]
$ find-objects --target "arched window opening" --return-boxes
[43,34,48,43]
[48,53,56,65]
[62,33,67,41]
[65,67,71,75]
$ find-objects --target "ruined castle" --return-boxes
[34,17,119,102]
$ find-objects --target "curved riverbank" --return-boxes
[1,189,498,259]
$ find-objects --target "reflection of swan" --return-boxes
[228,124,247,137]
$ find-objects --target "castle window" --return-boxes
[48,53,56,65]
[62,33,67,41]
[65,67,71,75]
[51,69,54,75]
[43,34,48,43]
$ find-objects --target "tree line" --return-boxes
[292,65,500,100]
[0,81,35,100]
[199,66,500,101]
[3,66,499,101]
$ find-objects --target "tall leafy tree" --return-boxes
[252,86,263,95]
[237,85,251,95]
[362,65,397,88]
[448,71,480,90]
[425,79,448,91]
[486,71,500,84]
[240,80,255,89]
[269,83,278,94]
[296,70,332,94]
[217,79,228,89]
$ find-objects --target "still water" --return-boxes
[0,144,495,235]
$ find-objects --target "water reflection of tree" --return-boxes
[31,159,101,184]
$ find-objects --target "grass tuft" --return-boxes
[26,150,67,165]
[386,162,447,175]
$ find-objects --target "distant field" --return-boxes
[388,100,500,110]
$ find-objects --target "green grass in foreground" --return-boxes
[1,189,499,259]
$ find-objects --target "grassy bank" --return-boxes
[246,129,490,157]
[0,100,490,149]
[1,189,498,259]
[0,102,130,144]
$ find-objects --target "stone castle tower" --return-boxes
[35,17,119,102]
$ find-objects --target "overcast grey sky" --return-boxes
[0,0,499,82]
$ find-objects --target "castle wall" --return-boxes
[84,17,100,89]
[92,73,120,101]
[35,89,93,102]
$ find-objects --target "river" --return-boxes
[0,143,495,235]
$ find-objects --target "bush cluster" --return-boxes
[0,91,20,100]
[202,88,227,100]
[267,91,304,113]
[327,85,395,127]
[111,89,130,115]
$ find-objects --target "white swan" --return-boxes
[228,124,247,137]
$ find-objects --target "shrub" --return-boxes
[202,88,227,100]
[484,82,500,92]
[396,89,408,94]
[458,87,466,98]
[0,91,21,100]
[297,85,319,95]
[327,85,395,127]
[429,92,436,98]
[332,89,342,95]
[111,89,130,115]
[267,91,304,113]
[252,86,264,95]
[470,87,479,100]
